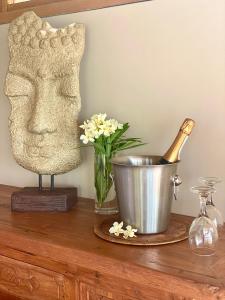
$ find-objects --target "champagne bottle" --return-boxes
[159,118,195,164]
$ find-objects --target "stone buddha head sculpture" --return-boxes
[5,11,85,175]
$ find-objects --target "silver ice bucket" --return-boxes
[112,155,181,234]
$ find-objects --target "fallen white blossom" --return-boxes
[123,225,138,239]
[109,221,124,237]
[109,222,138,239]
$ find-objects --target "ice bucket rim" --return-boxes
[111,155,180,167]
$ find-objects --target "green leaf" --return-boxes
[106,142,111,158]
[110,123,129,143]
[113,140,146,152]
[94,154,113,204]
[113,138,142,147]
[93,142,106,154]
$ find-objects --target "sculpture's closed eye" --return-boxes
[59,75,78,100]
[5,73,33,97]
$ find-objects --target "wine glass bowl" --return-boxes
[205,205,223,229]
[189,185,218,256]
[189,217,218,256]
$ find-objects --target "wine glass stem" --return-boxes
[199,195,208,217]
[206,194,213,205]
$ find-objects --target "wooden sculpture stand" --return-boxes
[11,175,77,212]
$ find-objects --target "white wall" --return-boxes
[0,0,225,218]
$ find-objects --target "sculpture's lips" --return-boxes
[25,144,78,158]
[28,146,40,157]
[26,145,56,158]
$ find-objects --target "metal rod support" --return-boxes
[50,175,55,191]
[39,174,42,191]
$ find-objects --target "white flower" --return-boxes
[80,134,89,144]
[109,119,123,131]
[123,225,138,239]
[98,119,122,137]
[80,121,92,131]
[91,113,107,126]
[80,120,97,133]
[99,121,113,137]
[80,130,95,144]
[109,221,124,236]
[109,222,138,239]
[80,113,124,144]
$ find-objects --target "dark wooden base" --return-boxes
[11,187,77,212]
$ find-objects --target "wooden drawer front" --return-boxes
[79,282,137,300]
[79,282,193,300]
[0,255,66,300]
[80,282,120,300]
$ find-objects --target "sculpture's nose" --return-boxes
[28,81,57,135]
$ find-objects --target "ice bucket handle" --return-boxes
[172,175,182,201]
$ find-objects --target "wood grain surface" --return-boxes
[0,0,150,25]
[11,187,77,212]
[0,185,224,299]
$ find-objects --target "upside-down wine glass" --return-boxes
[189,186,218,256]
[199,177,223,230]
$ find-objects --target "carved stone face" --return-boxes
[5,12,85,175]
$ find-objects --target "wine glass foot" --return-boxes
[191,247,216,256]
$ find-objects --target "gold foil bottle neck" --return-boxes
[161,117,195,163]
[180,118,195,135]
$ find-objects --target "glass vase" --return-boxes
[94,152,118,214]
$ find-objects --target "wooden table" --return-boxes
[0,185,224,300]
